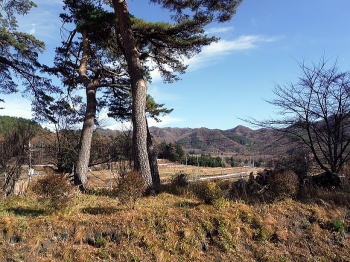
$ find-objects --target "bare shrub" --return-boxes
[275,148,311,180]
[229,169,299,202]
[168,173,189,195]
[117,171,144,209]
[32,173,75,211]
[267,170,299,199]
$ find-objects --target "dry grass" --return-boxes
[0,186,349,262]
[158,165,260,181]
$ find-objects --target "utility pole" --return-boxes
[109,155,113,190]
[197,155,199,175]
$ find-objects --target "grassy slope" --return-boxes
[0,192,349,262]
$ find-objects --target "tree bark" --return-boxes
[112,0,153,191]
[74,31,98,191]
[74,82,98,191]
[146,119,160,192]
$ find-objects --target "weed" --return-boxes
[216,218,234,252]
[194,182,223,204]
[331,218,345,232]
[254,226,271,242]
[169,173,190,195]
[301,219,311,229]
[117,171,144,209]
[213,197,230,210]
[31,174,75,211]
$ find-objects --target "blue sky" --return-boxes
[2,0,350,130]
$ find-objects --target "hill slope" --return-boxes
[149,126,285,155]
[0,193,349,262]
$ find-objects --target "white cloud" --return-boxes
[186,35,279,70]
[148,85,179,102]
[28,23,36,35]
[150,35,278,83]
[104,121,132,131]
[205,26,234,34]
[17,1,63,41]
[104,115,183,130]
[148,115,183,127]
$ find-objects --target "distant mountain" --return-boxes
[149,125,289,155]
[94,124,296,156]
[0,116,44,136]
[95,128,121,137]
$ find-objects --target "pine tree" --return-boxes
[0,0,56,105]
[111,0,240,193]
[48,0,129,190]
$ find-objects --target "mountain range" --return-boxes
[148,125,282,155]
[96,125,293,156]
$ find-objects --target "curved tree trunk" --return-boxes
[146,119,160,192]
[74,31,99,191]
[112,0,153,192]
[74,82,98,191]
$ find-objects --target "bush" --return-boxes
[194,182,223,204]
[331,218,345,232]
[117,171,144,209]
[267,170,299,199]
[32,174,75,211]
[167,173,190,195]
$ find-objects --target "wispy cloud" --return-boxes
[17,1,63,41]
[150,35,279,83]
[148,115,183,127]
[104,115,184,130]
[148,85,179,102]
[186,35,279,70]
[205,26,234,34]
[28,23,36,35]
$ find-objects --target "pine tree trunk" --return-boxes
[112,0,153,191]
[74,31,98,191]
[146,120,160,192]
[75,83,98,191]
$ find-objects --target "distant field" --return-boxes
[86,162,261,188]
[11,162,262,192]
[158,164,260,180]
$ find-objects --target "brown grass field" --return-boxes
[85,163,261,189]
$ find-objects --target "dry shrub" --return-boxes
[32,174,75,211]
[193,181,223,204]
[117,171,145,209]
[299,184,350,207]
[268,170,299,199]
[168,173,189,195]
[229,169,299,202]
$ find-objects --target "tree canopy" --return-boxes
[0,0,56,104]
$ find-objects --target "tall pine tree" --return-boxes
[110,0,242,192]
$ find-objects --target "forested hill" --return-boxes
[0,116,43,136]
[149,125,293,155]
[0,116,291,156]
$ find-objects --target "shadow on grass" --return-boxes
[174,201,200,208]
[6,207,47,217]
[85,188,119,198]
[81,207,121,215]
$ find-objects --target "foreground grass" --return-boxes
[0,192,349,262]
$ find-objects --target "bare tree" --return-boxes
[0,120,39,196]
[253,61,350,184]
